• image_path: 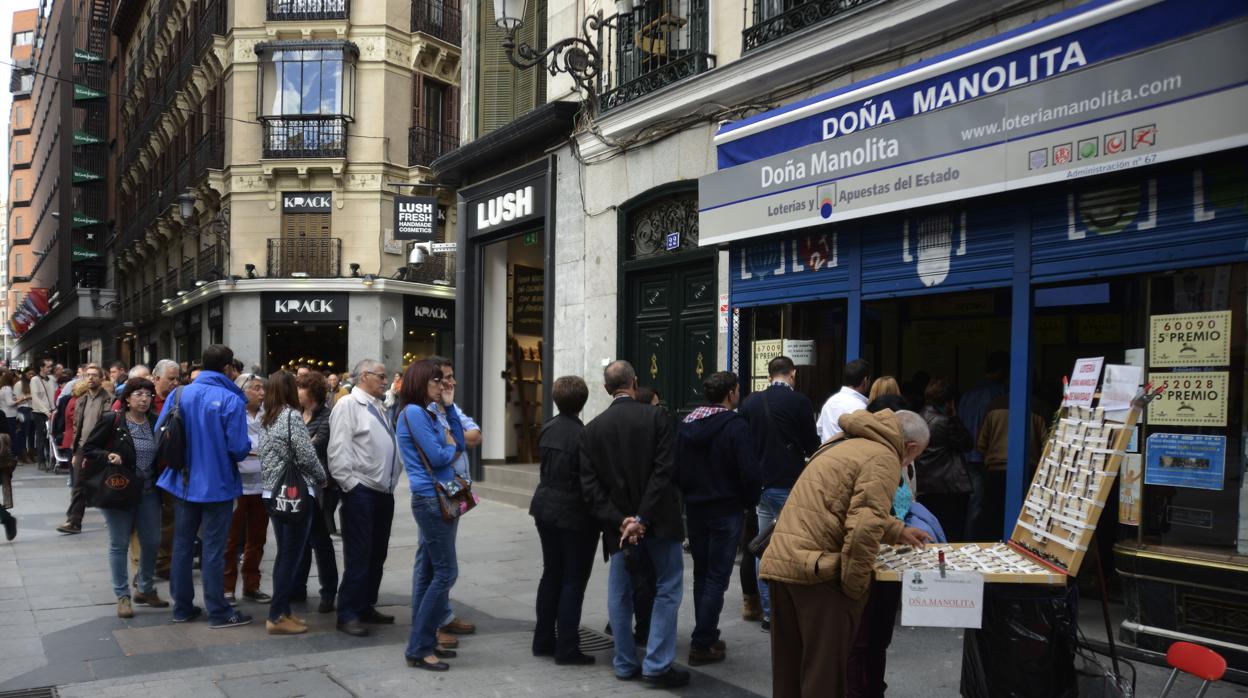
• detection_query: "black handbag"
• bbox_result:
[402,409,477,522]
[87,414,143,510]
[266,415,309,523]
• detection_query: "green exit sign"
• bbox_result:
[523,231,538,246]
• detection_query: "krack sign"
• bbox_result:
[405,295,454,329]
[394,195,439,241]
[282,191,332,213]
[466,175,546,237]
[262,292,348,322]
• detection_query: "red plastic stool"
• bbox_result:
[1159,641,1227,698]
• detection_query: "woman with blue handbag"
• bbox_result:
[396,360,465,672]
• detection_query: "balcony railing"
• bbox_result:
[408,126,459,167]
[268,0,350,21]
[267,237,342,278]
[411,0,461,46]
[743,0,883,53]
[598,0,715,113]
[263,117,347,159]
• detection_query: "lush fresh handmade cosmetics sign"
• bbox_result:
[901,569,984,629]
[698,2,1248,246]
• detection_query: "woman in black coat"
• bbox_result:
[915,378,975,541]
[529,376,600,665]
[82,378,169,617]
[293,372,338,613]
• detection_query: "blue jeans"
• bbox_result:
[756,487,791,622]
[101,489,162,598]
[407,494,458,658]
[171,497,234,623]
[686,508,742,650]
[608,537,683,678]
[269,502,314,622]
[336,486,394,623]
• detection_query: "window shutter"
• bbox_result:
[445,84,459,138]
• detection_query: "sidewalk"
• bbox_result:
[0,464,1243,697]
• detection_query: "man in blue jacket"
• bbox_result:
[675,371,761,667]
[156,344,251,628]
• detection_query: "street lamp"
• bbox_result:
[492,0,635,104]
[177,191,196,222]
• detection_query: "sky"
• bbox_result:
[0,1,15,190]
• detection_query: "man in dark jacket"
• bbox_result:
[529,376,599,665]
[915,378,974,541]
[580,360,688,688]
[676,371,761,666]
[738,355,821,628]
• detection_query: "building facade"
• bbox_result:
[8,0,115,366]
[112,0,462,374]
[451,0,1248,668]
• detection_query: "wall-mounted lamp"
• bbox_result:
[349,263,361,278]
[177,191,196,222]
[245,264,258,279]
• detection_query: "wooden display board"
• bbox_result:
[874,398,1142,586]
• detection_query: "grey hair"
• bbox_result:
[894,409,930,446]
[235,373,263,389]
[152,359,180,379]
[128,364,150,379]
[352,359,384,381]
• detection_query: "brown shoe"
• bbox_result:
[266,616,307,635]
[688,645,725,666]
[117,596,134,619]
[286,613,307,627]
[437,631,460,648]
[440,617,475,635]
[742,593,763,621]
[133,590,170,608]
[56,521,82,534]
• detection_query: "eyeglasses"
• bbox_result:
[364,371,387,380]
[429,376,443,384]
[131,391,154,399]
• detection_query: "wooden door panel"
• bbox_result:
[636,321,671,397]
[676,319,717,416]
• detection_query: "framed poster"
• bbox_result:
[512,265,545,337]
[1144,433,1226,491]
[1146,372,1228,427]
[1149,310,1231,367]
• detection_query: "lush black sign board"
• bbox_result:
[394,195,439,241]
[512,265,544,337]
[261,292,349,323]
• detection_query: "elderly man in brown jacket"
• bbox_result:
[760,408,932,698]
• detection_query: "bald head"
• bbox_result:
[604,360,637,396]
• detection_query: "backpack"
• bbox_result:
[154,387,187,477]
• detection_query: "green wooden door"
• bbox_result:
[625,260,717,422]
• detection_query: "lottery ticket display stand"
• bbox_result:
[875,370,1153,696]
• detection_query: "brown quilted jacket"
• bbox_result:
[759,409,906,600]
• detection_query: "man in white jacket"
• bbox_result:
[328,359,400,638]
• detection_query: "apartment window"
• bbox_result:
[14,105,23,125]
[13,31,33,47]
[13,216,22,236]
[14,255,21,276]
[14,141,22,162]
[256,43,357,118]
[14,178,23,200]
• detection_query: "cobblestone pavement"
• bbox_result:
[1,465,1243,697]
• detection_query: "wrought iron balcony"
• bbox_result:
[743,0,884,53]
[268,0,350,21]
[267,237,342,278]
[411,0,461,46]
[263,117,348,159]
[408,126,459,167]
[598,0,715,113]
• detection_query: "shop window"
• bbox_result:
[743,301,847,408]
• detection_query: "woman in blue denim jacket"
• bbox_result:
[395,359,464,672]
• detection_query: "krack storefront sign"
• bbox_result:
[405,295,454,329]
[394,195,439,241]
[262,292,348,323]
[283,191,333,213]
[466,175,546,237]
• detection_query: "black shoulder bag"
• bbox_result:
[87,413,143,510]
[267,414,309,523]
[154,387,187,477]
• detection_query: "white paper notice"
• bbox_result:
[900,569,985,629]
[1100,364,1143,412]
[782,339,817,366]
[1064,357,1104,407]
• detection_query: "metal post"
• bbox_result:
[845,230,861,361]
[1004,210,1032,533]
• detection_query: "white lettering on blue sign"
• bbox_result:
[665,232,680,250]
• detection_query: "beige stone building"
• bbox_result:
[113,0,462,372]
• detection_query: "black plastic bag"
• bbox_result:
[961,583,1080,698]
